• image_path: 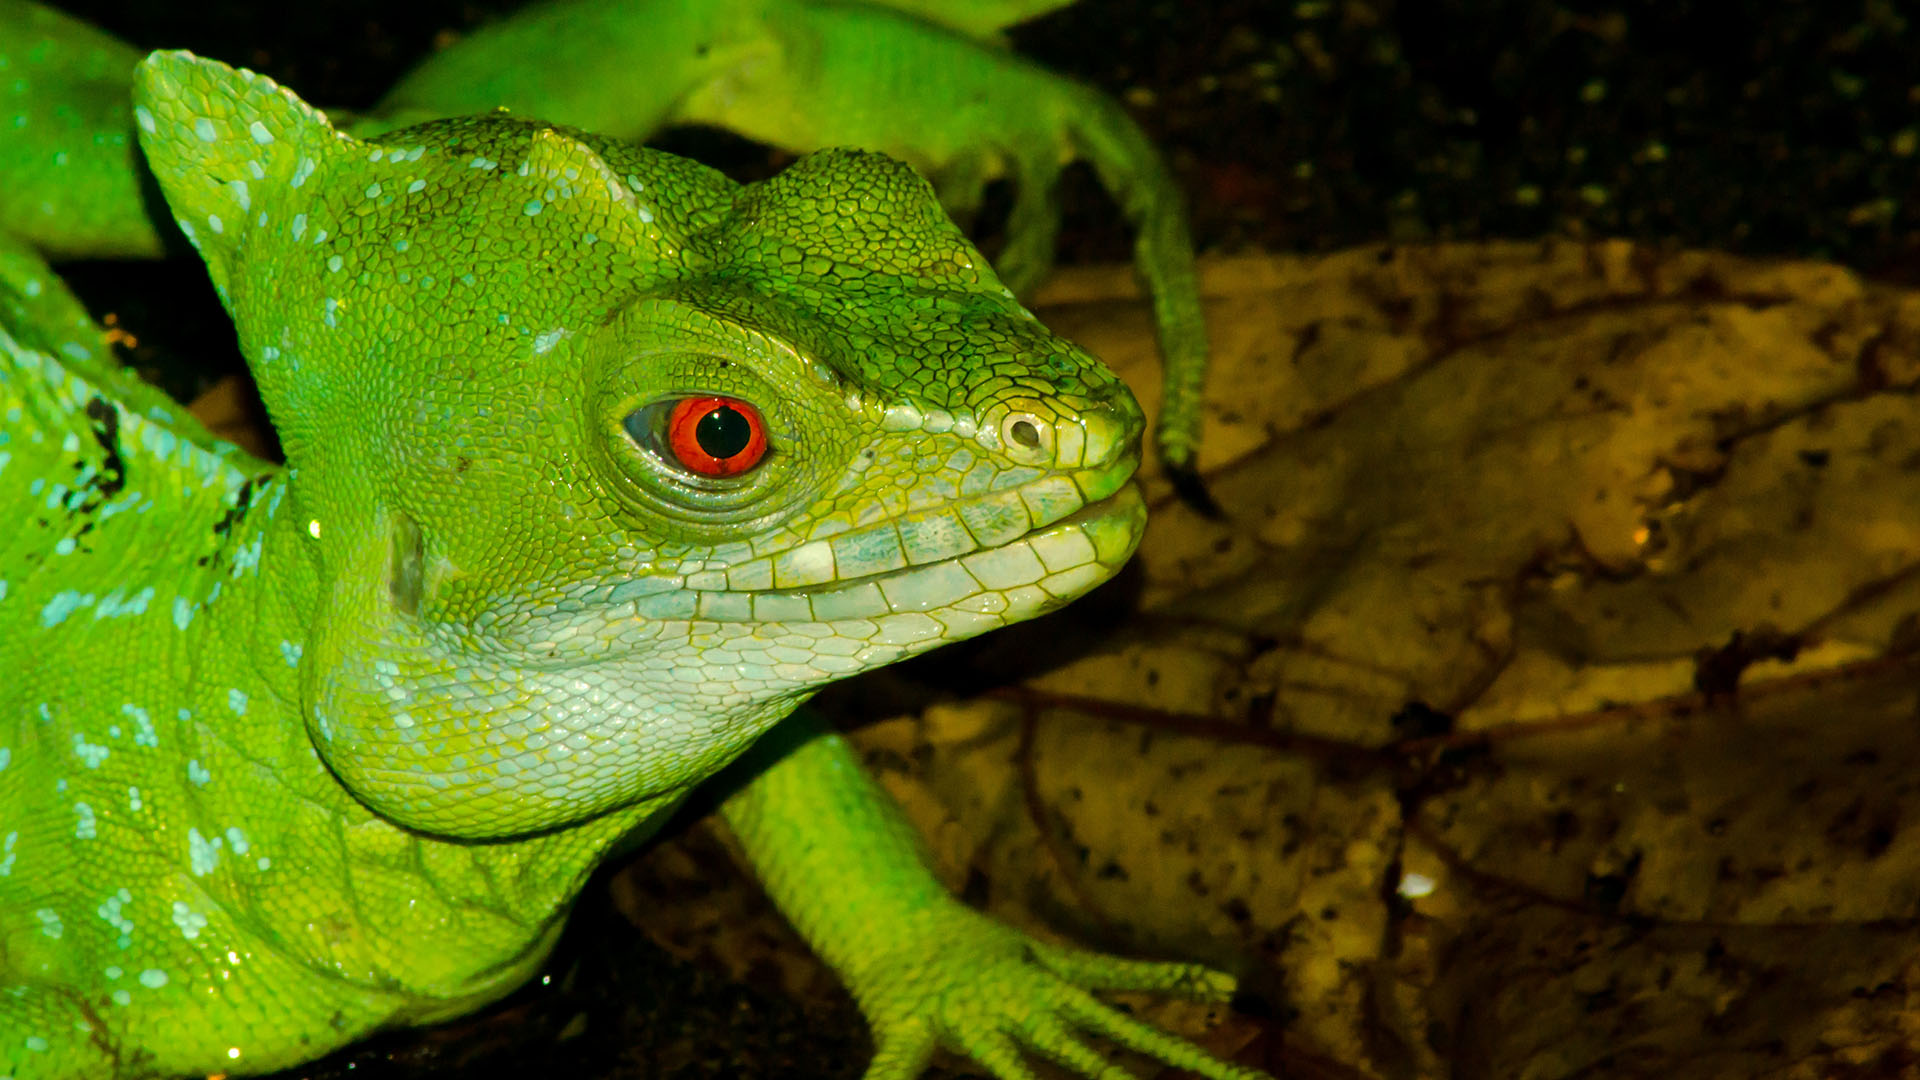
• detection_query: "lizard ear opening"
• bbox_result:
[387,513,426,618]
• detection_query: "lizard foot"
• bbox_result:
[850,901,1270,1080]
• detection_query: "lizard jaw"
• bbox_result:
[626,481,1147,633]
[797,480,1146,625]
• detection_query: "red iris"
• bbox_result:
[666,396,768,477]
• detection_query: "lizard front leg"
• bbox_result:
[719,708,1268,1080]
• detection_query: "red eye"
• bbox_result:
[665,396,768,477]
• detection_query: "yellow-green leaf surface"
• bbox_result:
[615,241,1920,1078]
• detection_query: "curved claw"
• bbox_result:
[1028,939,1241,999]
[1165,462,1226,519]
[849,905,1270,1080]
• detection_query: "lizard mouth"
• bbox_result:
[663,482,1147,628]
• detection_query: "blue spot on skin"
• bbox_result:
[225,827,250,854]
[0,747,9,772]
[93,587,154,619]
[112,990,131,1006]
[187,759,211,787]
[124,705,158,748]
[173,597,193,630]
[97,890,133,939]
[231,536,263,575]
[35,909,62,939]
[138,969,168,989]
[71,734,107,768]
[279,640,302,666]
[40,590,89,626]
[188,828,221,876]
[171,900,208,939]
[74,803,96,839]
[0,831,17,876]
[228,689,248,716]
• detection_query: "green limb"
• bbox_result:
[0,2,166,259]
[720,709,1268,1080]
[994,145,1063,297]
[1058,83,1213,486]
[373,0,748,142]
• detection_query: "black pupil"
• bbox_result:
[694,404,752,459]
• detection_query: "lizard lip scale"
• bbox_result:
[663,483,1147,624]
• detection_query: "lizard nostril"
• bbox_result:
[1008,419,1041,449]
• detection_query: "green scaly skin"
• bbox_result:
[376,0,1214,476]
[0,8,1256,1080]
[0,0,1212,478]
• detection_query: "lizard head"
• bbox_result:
[134,53,1146,838]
